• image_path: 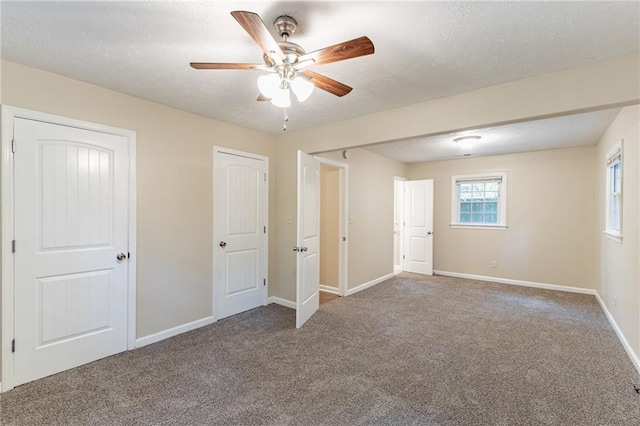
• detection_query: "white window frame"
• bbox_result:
[451,172,507,230]
[605,141,623,242]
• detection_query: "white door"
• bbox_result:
[296,151,320,328]
[14,118,130,386]
[214,149,267,320]
[403,179,434,275]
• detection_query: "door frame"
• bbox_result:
[315,156,348,297]
[393,176,407,274]
[212,146,269,321]
[1,105,137,392]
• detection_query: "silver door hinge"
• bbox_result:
[12,339,15,353]
[403,255,405,260]
[343,237,346,242]
[11,139,15,153]
[264,226,266,234]
[264,173,267,182]
[263,278,266,286]
[11,240,15,253]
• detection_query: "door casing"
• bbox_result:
[1,105,137,392]
[316,156,348,297]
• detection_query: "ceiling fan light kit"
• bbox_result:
[190,10,375,129]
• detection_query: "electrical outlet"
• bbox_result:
[491,260,498,268]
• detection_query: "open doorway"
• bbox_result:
[318,158,348,303]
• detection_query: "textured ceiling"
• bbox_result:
[364,108,621,163]
[1,1,639,135]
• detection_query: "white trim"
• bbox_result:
[315,156,349,297]
[593,292,640,374]
[135,316,216,348]
[393,176,407,274]
[433,270,595,295]
[212,147,269,321]
[451,171,507,228]
[1,105,137,392]
[268,296,296,309]
[605,140,623,238]
[604,231,623,244]
[319,285,341,295]
[346,273,395,296]
[450,224,507,230]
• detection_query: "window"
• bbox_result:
[605,143,623,240]
[451,172,507,229]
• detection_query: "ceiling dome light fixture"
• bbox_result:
[453,135,481,149]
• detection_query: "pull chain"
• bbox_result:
[283,108,289,132]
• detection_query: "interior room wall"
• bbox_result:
[408,146,597,289]
[319,165,340,289]
[594,105,640,360]
[317,149,408,291]
[0,61,277,340]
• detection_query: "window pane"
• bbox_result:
[485,202,498,212]
[484,213,498,223]
[485,191,498,201]
[460,191,472,202]
[460,213,472,223]
[473,183,485,193]
[472,203,483,213]
[472,213,483,223]
[486,182,499,192]
[460,202,471,213]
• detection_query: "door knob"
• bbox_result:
[293,246,299,252]
[116,253,127,261]
[219,241,227,248]
[427,231,433,235]
[301,247,308,252]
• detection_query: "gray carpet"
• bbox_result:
[1,273,639,425]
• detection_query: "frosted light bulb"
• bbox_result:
[271,87,291,108]
[257,74,280,98]
[291,76,314,102]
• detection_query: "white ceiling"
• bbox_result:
[2,1,638,137]
[364,108,621,163]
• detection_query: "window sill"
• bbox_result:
[450,224,508,230]
[604,231,623,244]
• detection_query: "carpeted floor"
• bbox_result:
[1,273,639,425]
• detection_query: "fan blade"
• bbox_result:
[302,70,353,97]
[298,36,374,67]
[257,93,270,101]
[190,62,267,70]
[231,11,285,66]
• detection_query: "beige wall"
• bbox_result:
[277,54,639,154]
[408,146,597,289]
[1,61,277,339]
[320,165,340,289]
[595,105,640,359]
[318,149,408,290]
[274,147,407,301]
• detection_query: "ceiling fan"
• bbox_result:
[190,11,375,109]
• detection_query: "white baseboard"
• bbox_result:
[135,315,216,348]
[347,272,395,296]
[593,292,640,374]
[433,270,596,295]
[394,266,402,275]
[268,296,296,309]
[319,284,340,295]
